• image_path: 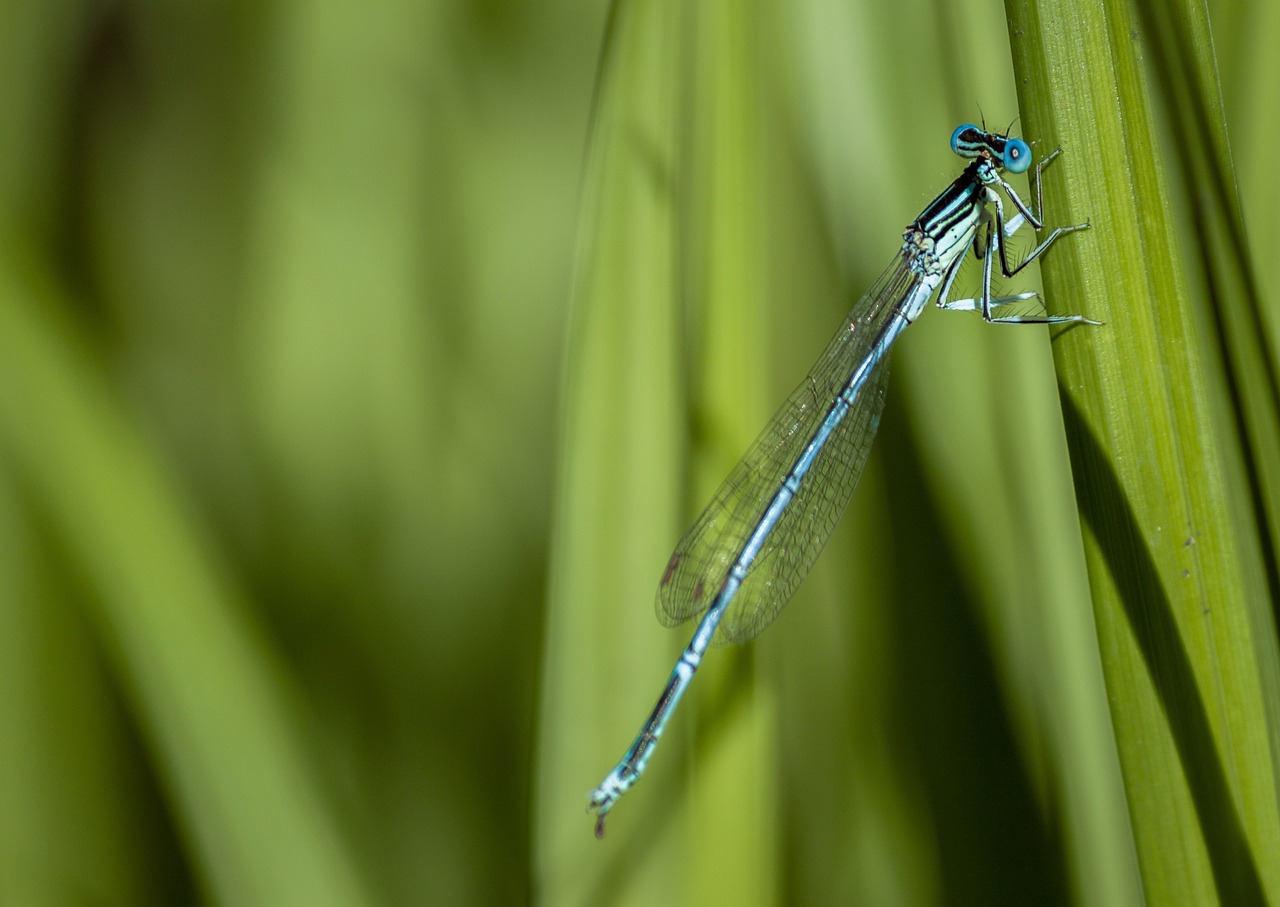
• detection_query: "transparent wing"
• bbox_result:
[656,258,918,644]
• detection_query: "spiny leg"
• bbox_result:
[982,214,1097,324]
[938,199,1097,325]
[990,190,1091,279]
[936,216,1061,318]
[1014,145,1064,229]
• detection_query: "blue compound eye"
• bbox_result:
[950,123,980,156]
[1003,137,1032,173]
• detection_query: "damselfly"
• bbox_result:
[589,124,1095,837]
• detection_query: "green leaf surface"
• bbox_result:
[0,252,370,906]
[1008,0,1280,902]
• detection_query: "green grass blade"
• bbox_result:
[1007,0,1280,902]
[534,0,690,901]
[682,2,780,901]
[537,1,787,901]
[0,255,371,907]
[1219,0,1280,376]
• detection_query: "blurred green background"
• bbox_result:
[0,0,1277,905]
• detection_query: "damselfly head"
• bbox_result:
[950,123,1033,175]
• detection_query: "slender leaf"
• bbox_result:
[1008,0,1280,902]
